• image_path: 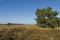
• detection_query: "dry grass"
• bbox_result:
[0,24,59,30]
[0,24,60,40]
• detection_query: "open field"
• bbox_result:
[0,24,60,40]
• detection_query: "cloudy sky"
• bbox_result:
[0,0,60,24]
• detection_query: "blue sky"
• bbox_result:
[0,0,60,24]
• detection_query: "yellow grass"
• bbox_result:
[0,24,60,40]
[0,24,60,30]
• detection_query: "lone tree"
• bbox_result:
[35,7,60,28]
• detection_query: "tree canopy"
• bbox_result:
[35,7,60,28]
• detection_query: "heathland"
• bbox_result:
[0,24,60,40]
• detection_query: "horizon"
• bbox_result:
[0,0,60,24]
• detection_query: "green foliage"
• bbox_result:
[7,23,12,25]
[35,7,60,28]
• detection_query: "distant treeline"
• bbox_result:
[0,23,23,25]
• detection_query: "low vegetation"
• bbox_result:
[0,24,60,40]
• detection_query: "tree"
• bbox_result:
[35,7,60,28]
[6,23,12,25]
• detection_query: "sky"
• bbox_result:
[0,0,60,24]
